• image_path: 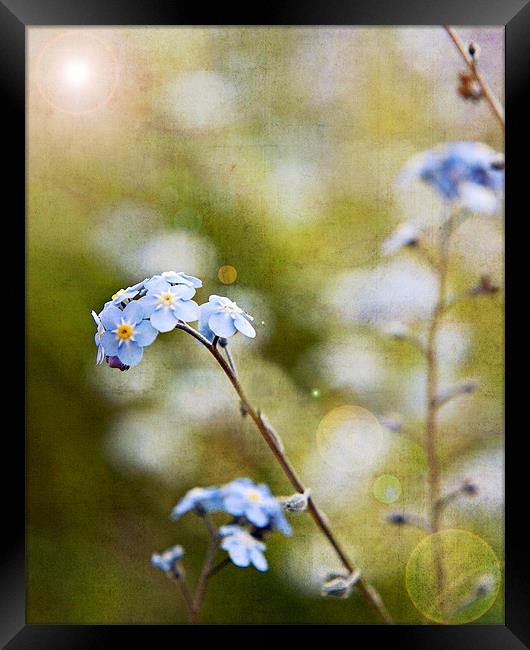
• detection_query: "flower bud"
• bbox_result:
[380,413,403,433]
[105,355,130,371]
[281,488,311,513]
[461,480,478,496]
[321,570,361,599]
[386,512,408,526]
[468,41,481,60]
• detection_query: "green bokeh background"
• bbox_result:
[27,27,504,624]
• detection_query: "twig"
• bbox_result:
[444,26,505,129]
[173,322,393,624]
[172,574,198,624]
[206,557,231,579]
[192,537,220,618]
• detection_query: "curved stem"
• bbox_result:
[444,26,505,129]
[173,323,393,623]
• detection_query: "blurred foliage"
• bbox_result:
[27,27,503,623]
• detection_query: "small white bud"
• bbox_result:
[321,570,361,599]
[280,488,311,513]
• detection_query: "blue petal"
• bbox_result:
[233,313,256,338]
[273,509,293,536]
[257,484,273,498]
[223,493,246,516]
[101,331,119,356]
[245,504,268,528]
[171,285,196,300]
[209,312,237,338]
[219,524,240,537]
[134,320,158,347]
[227,544,251,568]
[199,301,218,319]
[100,306,122,329]
[122,300,144,323]
[138,295,158,317]
[117,341,143,366]
[173,299,199,323]
[250,548,268,572]
[198,320,216,343]
[91,310,101,327]
[175,272,202,288]
[144,276,170,292]
[150,307,178,333]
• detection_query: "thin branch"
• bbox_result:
[444,26,505,129]
[172,574,198,624]
[173,322,393,624]
[424,209,455,598]
[192,537,220,617]
[206,557,231,579]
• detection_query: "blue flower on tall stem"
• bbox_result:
[219,525,268,572]
[140,278,199,333]
[222,478,292,535]
[199,296,255,340]
[398,141,504,214]
[99,301,158,367]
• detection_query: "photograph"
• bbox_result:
[25,23,506,627]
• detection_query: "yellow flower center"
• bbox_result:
[112,289,126,300]
[247,490,262,503]
[116,323,134,341]
[159,291,175,307]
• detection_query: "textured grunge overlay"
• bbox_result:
[27,27,504,624]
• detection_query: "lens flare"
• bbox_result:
[35,31,118,114]
[63,60,91,86]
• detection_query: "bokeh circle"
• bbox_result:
[405,529,501,624]
[373,474,402,503]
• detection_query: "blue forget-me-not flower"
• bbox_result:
[219,525,268,572]
[99,301,158,367]
[140,278,199,333]
[151,545,185,574]
[199,296,256,340]
[222,478,292,535]
[398,141,504,214]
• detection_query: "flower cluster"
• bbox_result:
[172,477,292,537]
[152,478,292,577]
[91,272,256,368]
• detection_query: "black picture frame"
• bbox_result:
[7,0,528,645]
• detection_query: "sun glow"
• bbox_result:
[63,60,91,87]
[35,31,118,114]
